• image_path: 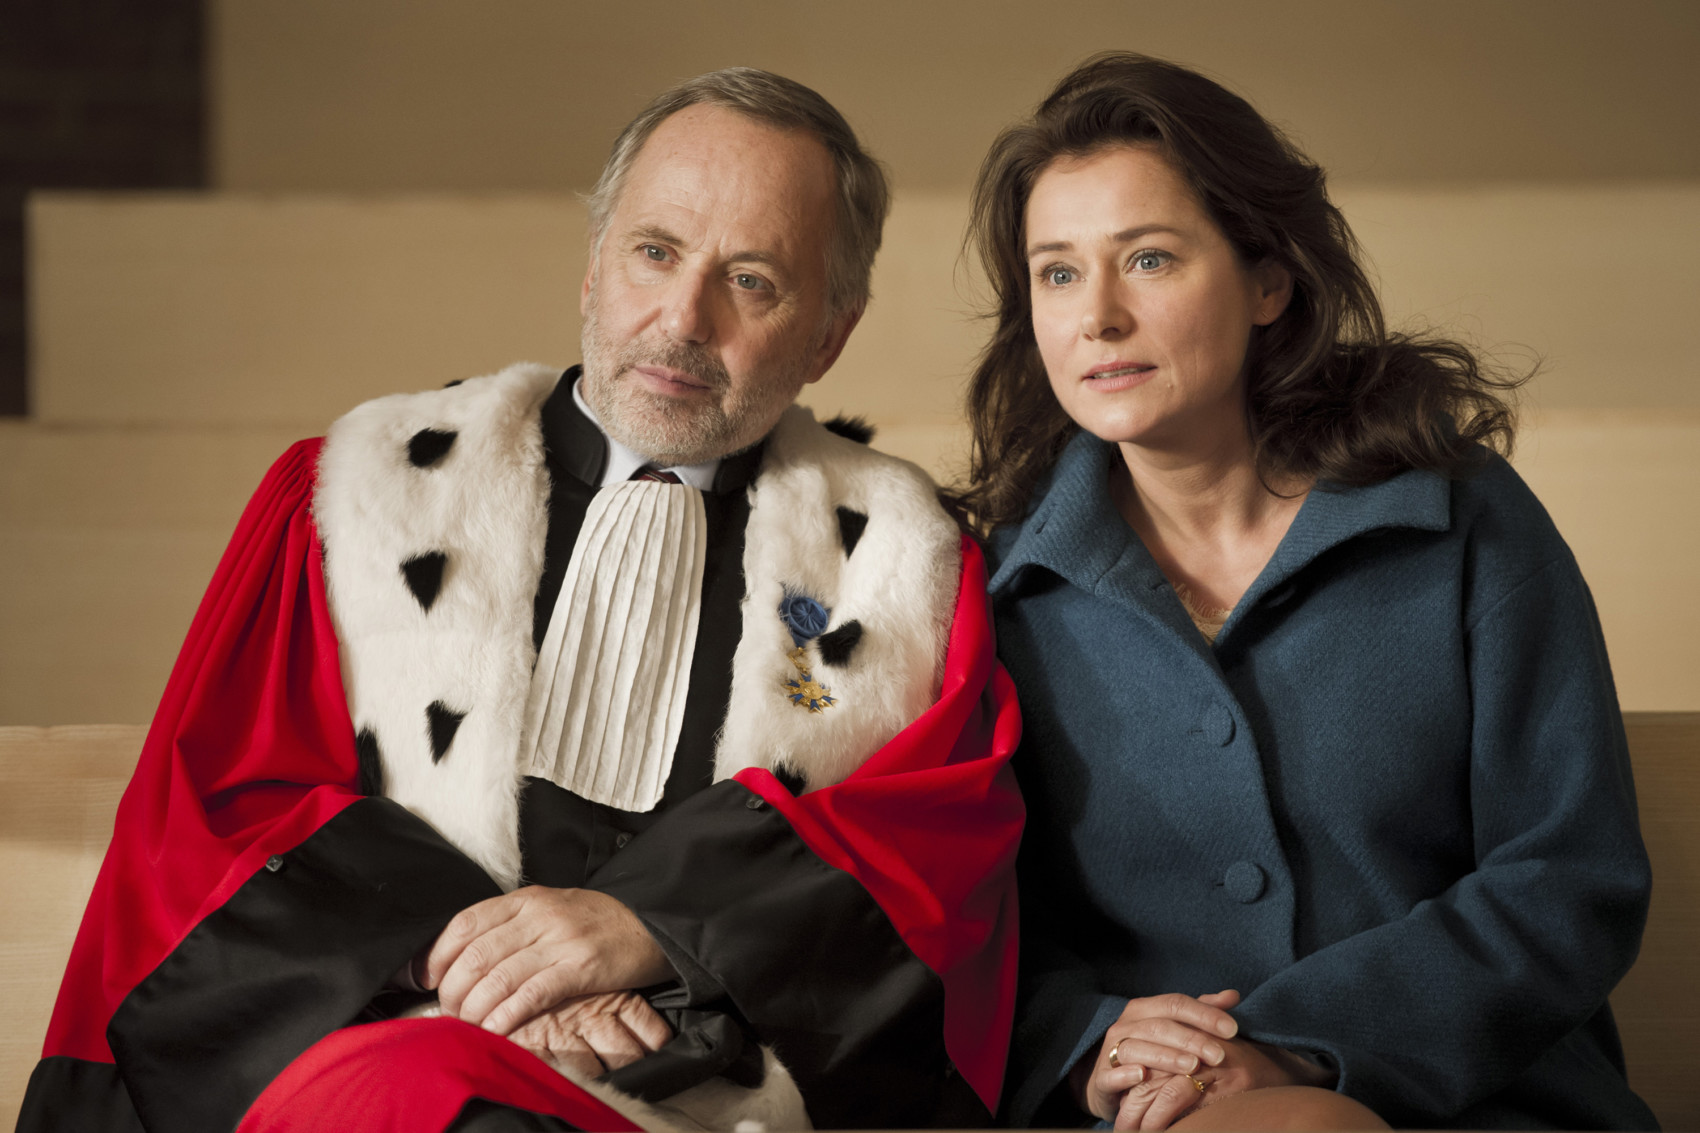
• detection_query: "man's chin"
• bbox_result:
[589,371,798,466]
[603,400,742,467]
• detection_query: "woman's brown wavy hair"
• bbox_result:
[953,52,1523,532]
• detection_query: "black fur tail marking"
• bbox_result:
[822,415,875,445]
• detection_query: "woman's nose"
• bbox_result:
[1081,280,1132,340]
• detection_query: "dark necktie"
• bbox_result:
[631,467,682,484]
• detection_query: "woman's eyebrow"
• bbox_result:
[1027,224,1187,259]
[1026,238,1074,257]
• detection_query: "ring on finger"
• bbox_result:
[1108,1038,1126,1069]
[1186,1074,1206,1094]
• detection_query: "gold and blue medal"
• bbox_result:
[778,592,837,712]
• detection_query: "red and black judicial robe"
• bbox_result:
[19,371,1023,1133]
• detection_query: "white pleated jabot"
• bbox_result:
[519,479,707,812]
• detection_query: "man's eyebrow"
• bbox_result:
[1026,224,1187,258]
[625,225,786,272]
[629,224,687,247]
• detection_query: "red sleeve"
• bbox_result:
[42,439,363,1063]
[35,468,1021,1130]
[31,441,557,1133]
[736,533,1024,1112]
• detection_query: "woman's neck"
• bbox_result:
[1111,431,1311,617]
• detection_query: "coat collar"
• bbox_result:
[989,430,1452,626]
[539,366,763,495]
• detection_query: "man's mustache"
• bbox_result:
[616,342,730,393]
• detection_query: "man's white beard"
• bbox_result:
[578,288,816,467]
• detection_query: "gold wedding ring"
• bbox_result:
[1108,1038,1126,1069]
[1187,1074,1207,1093]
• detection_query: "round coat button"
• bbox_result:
[1203,704,1236,746]
[1224,861,1266,903]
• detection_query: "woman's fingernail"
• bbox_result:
[1183,1055,1199,1073]
[1217,1018,1237,1037]
[1203,1042,1225,1064]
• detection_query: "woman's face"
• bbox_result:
[1024,144,1291,456]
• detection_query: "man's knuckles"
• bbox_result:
[456,937,510,978]
[444,901,501,943]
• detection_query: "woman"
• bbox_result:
[963,53,1656,1131]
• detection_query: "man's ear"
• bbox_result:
[1251,259,1294,327]
[804,305,864,385]
[579,253,598,318]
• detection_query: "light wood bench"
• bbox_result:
[2,716,1696,1129]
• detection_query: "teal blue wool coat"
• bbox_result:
[990,431,1656,1130]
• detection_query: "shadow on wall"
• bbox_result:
[0,0,208,416]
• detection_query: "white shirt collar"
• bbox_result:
[572,379,722,491]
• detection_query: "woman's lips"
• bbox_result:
[1082,362,1156,391]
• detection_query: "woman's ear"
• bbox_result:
[1251,259,1294,326]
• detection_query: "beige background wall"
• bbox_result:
[208,0,1700,418]
[3,0,1697,727]
[213,0,1700,190]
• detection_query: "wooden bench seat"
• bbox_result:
[2,715,1695,1128]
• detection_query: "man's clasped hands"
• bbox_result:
[413,885,679,1081]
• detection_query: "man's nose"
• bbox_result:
[1081,278,1132,341]
[661,267,714,344]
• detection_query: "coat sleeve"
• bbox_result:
[21,441,507,1133]
[1231,555,1653,1127]
[1000,875,1126,1125]
[587,535,1025,1129]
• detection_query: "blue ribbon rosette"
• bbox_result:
[778,591,830,647]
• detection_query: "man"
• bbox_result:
[21,70,1021,1132]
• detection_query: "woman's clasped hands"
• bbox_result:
[1076,991,1335,1131]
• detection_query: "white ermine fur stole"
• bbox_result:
[714,406,960,789]
[314,370,961,1132]
[315,362,558,891]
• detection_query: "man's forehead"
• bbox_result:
[609,104,836,264]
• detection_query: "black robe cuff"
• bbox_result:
[16,1057,144,1133]
[108,796,501,1133]
[447,1097,584,1132]
[587,779,990,1129]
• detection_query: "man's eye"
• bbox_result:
[642,245,667,262]
[734,273,764,290]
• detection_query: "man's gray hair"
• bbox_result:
[587,67,890,320]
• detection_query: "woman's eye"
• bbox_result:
[1132,251,1167,272]
[1044,267,1075,286]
